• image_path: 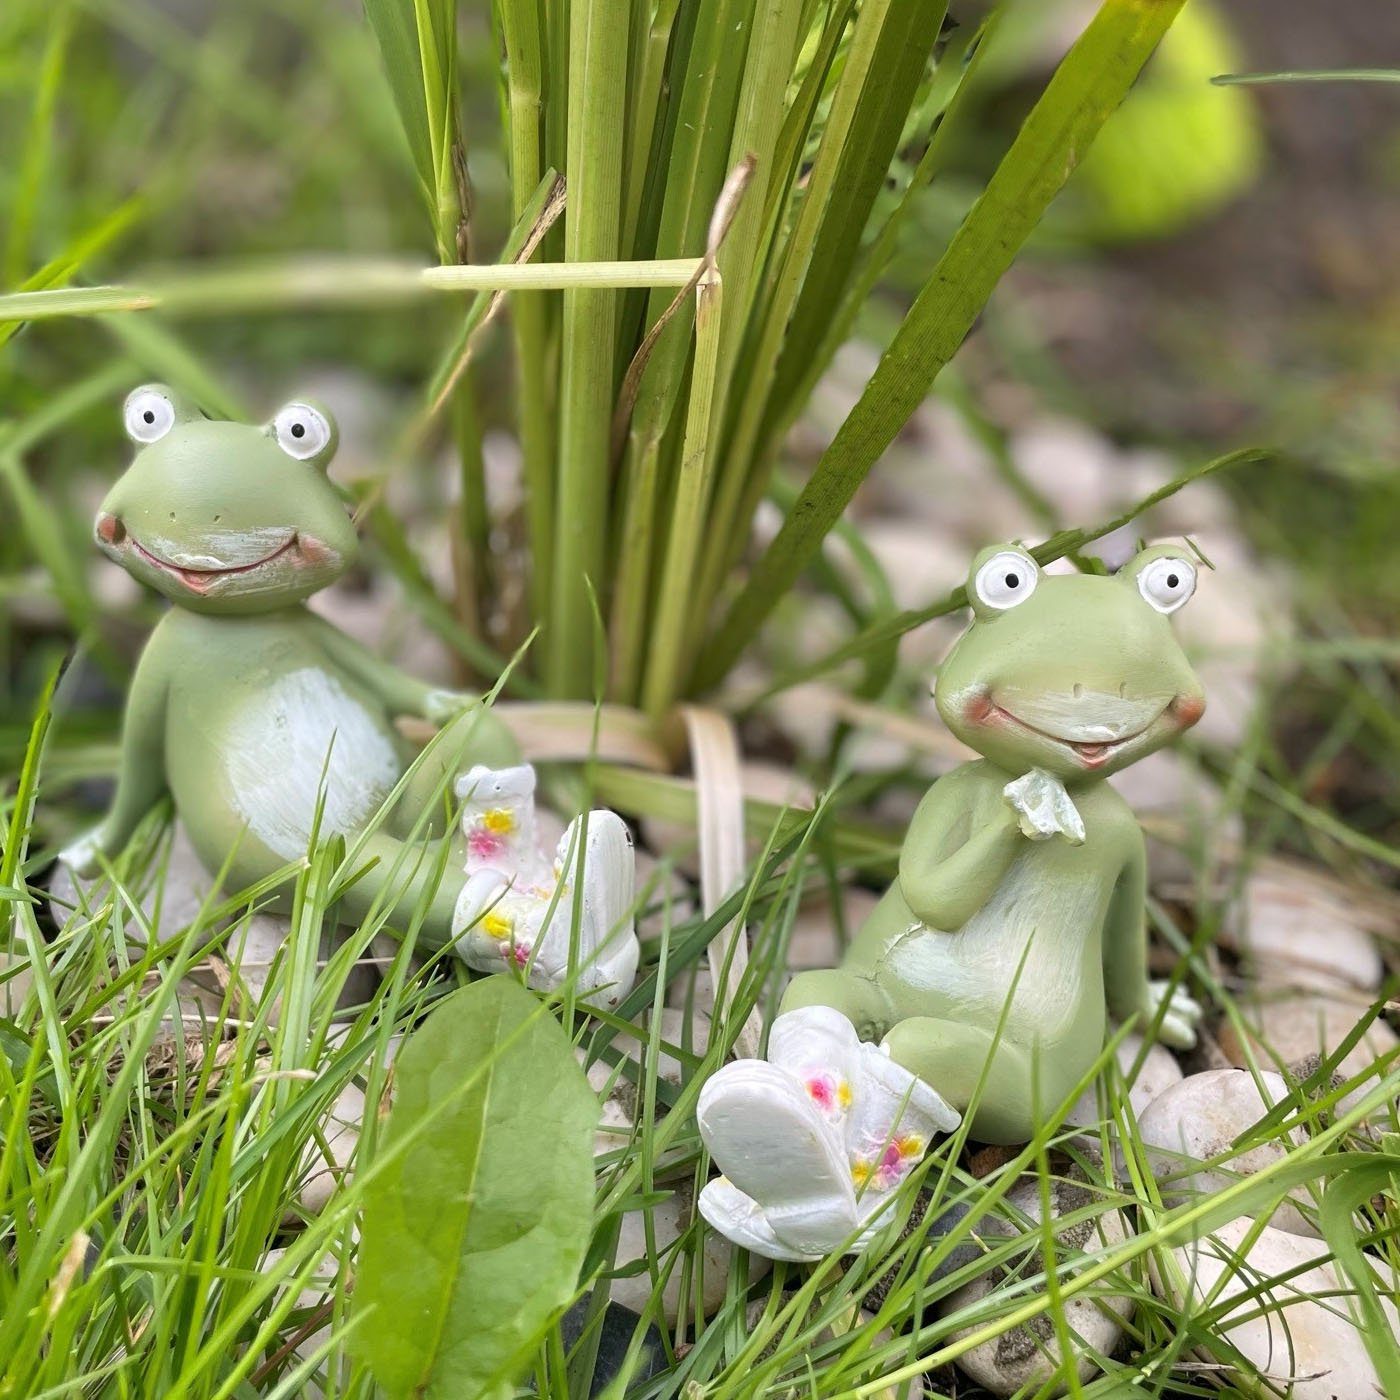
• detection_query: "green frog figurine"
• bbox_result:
[61,385,639,1004]
[698,544,1205,1260]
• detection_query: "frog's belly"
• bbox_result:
[216,667,403,861]
[880,861,1107,1046]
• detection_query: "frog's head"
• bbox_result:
[935,544,1206,784]
[95,385,357,615]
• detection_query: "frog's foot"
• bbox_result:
[451,792,639,1010]
[697,1007,960,1262]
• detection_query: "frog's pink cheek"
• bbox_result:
[1172,694,1206,729]
[960,688,996,726]
[294,534,338,569]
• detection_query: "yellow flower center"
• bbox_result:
[482,808,516,834]
[482,910,514,940]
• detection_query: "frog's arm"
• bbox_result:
[1103,831,1202,1048]
[62,640,171,875]
[1102,833,1149,1021]
[898,769,1023,930]
[305,614,475,717]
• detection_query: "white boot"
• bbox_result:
[451,764,639,1009]
[697,1007,960,1262]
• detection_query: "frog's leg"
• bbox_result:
[880,1018,1071,1146]
[781,969,895,1044]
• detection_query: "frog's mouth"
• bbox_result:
[132,536,298,594]
[977,690,1172,770]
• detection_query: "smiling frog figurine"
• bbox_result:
[697,544,1206,1261]
[61,385,639,1004]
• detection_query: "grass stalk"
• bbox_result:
[694,0,1190,691]
[548,2,633,696]
[641,272,724,718]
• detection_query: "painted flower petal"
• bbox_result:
[843,1041,959,1194]
[698,1179,819,1264]
[767,1006,864,1125]
[697,1059,859,1257]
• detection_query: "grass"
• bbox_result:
[2,0,1400,1396]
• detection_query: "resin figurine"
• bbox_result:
[61,385,638,1004]
[699,544,1206,1260]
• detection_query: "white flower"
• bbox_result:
[698,1007,960,1261]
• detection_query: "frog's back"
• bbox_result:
[158,609,407,878]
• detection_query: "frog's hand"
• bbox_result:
[1002,769,1086,845]
[1146,979,1203,1049]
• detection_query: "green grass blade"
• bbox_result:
[547,0,632,695]
[694,0,1189,690]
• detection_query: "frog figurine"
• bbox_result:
[60,385,639,1004]
[697,544,1206,1261]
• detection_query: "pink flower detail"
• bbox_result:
[806,1074,836,1110]
[469,826,507,860]
[511,942,531,967]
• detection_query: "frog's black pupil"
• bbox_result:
[1166,573,1179,588]
[1005,572,1019,589]
[142,410,154,424]
[291,422,305,438]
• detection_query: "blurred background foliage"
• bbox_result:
[1,0,1398,836]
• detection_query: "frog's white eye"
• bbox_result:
[124,388,176,444]
[973,550,1039,611]
[272,403,332,461]
[1137,556,1196,614]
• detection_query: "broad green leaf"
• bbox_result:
[351,978,599,1400]
[694,0,1189,689]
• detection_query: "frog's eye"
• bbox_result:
[1137,555,1196,614]
[124,388,176,444]
[272,403,333,461]
[972,550,1039,612]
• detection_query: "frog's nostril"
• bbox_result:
[1118,681,1127,699]
[1072,683,1083,699]
[96,513,126,545]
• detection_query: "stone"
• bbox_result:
[1221,864,1384,994]
[1156,1216,1399,1399]
[1065,1030,1185,1133]
[559,1297,667,1394]
[582,1007,710,1158]
[297,1035,399,1216]
[942,1174,1134,1396]
[784,886,882,973]
[1216,991,1398,1119]
[859,1192,983,1314]
[633,847,698,944]
[1136,1068,1317,1237]
[609,1180,768,1323]
[1108,748,1238,885]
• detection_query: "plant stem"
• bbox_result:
[548,1,632,696]
[641,273,724,718]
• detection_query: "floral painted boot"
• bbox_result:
[451,764,639,1009]
[697,1006,960,1261]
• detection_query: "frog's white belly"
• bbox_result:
[222,668,401,860]
[887,855,1105,1043]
